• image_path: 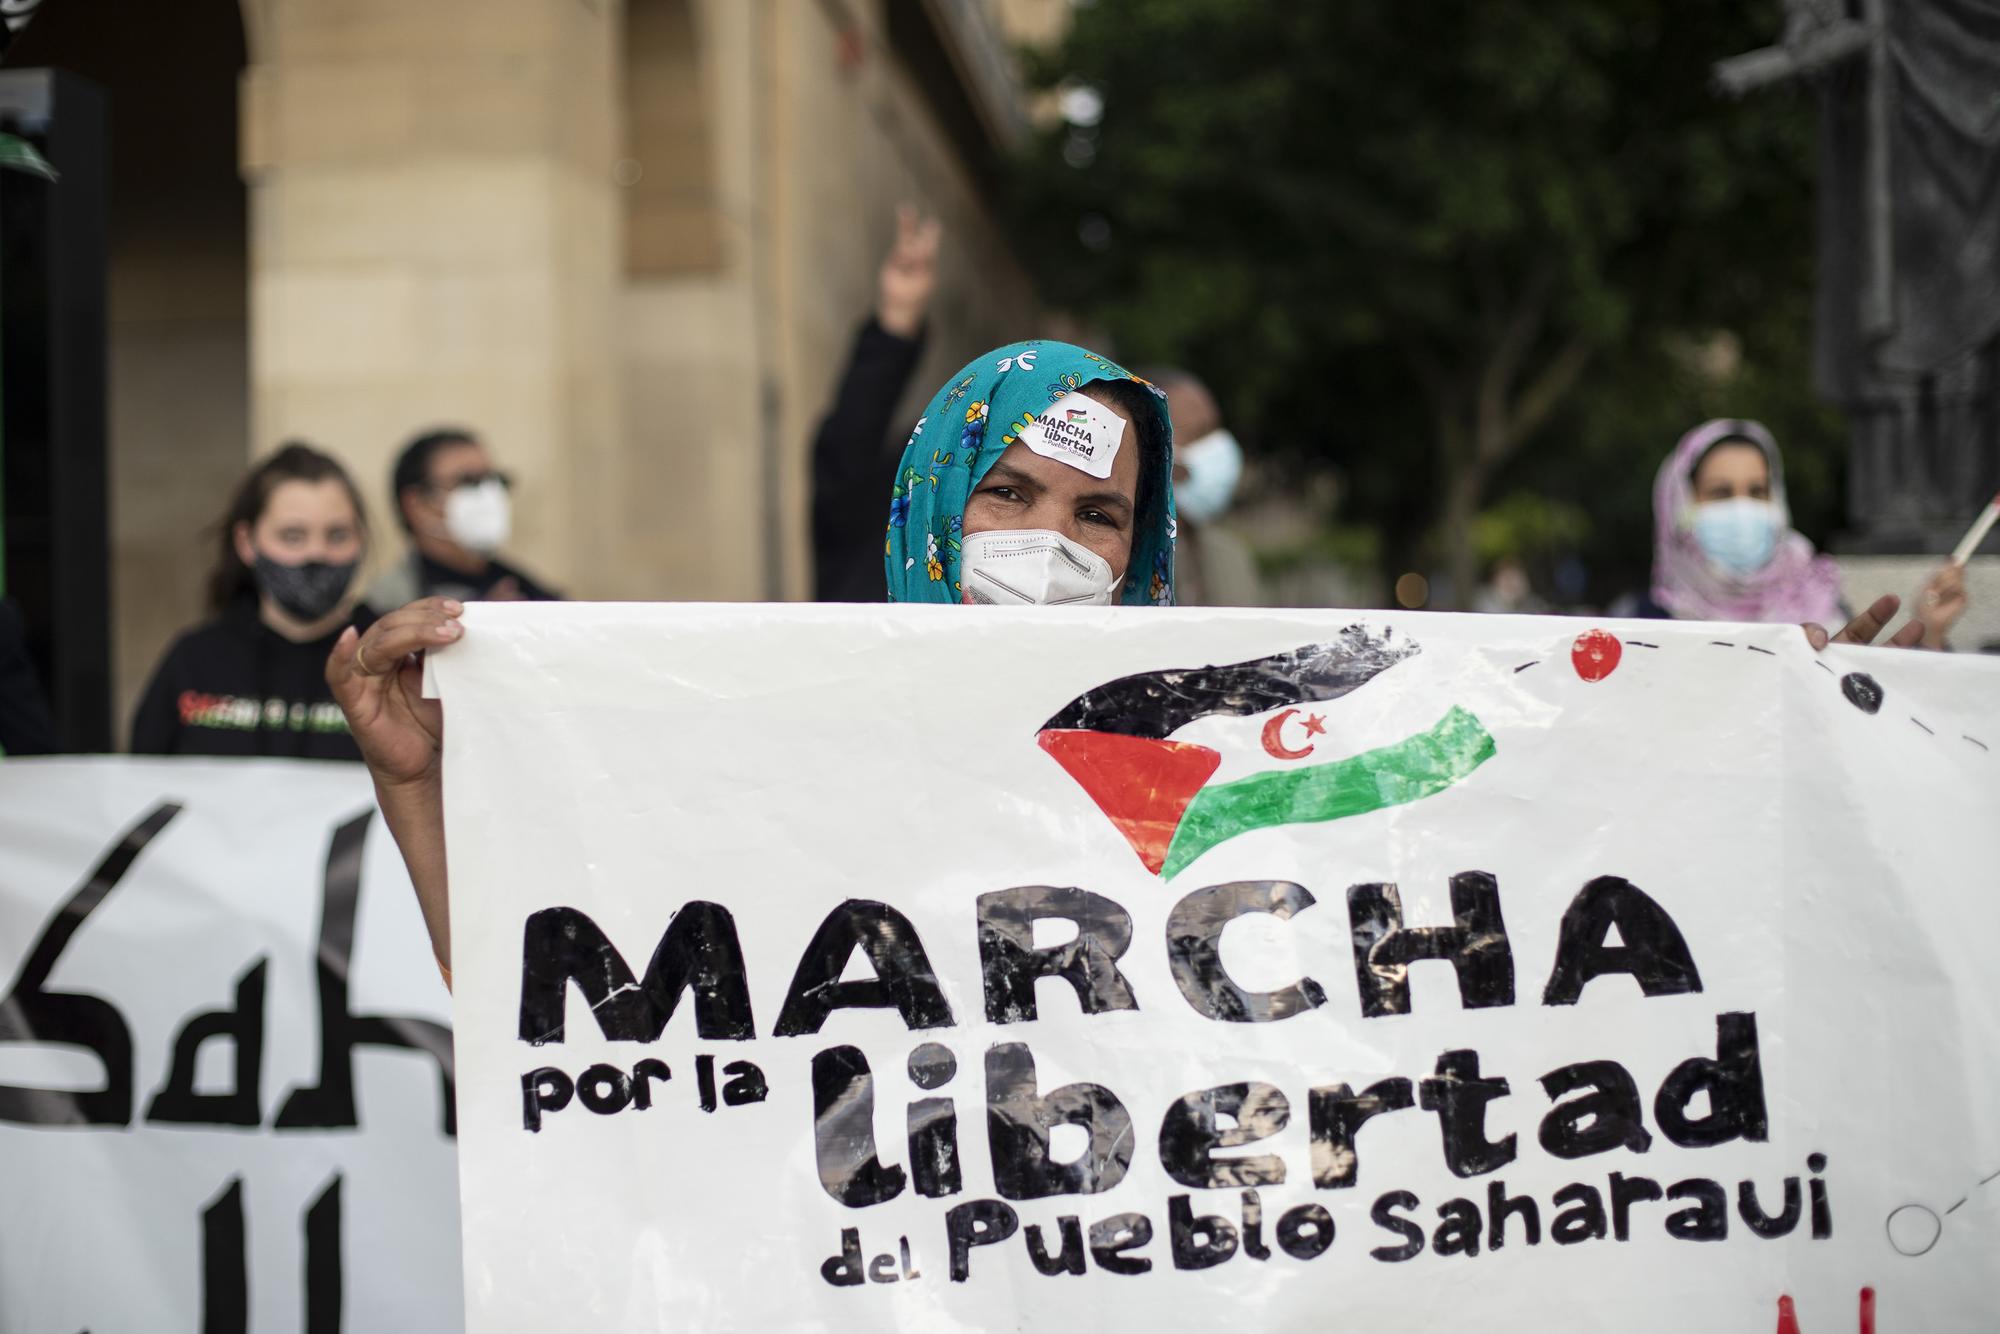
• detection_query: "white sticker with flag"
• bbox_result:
[1019,391,1126,479]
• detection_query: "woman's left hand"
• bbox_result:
[1802,592,1928,651]
[1911,563,1967,649]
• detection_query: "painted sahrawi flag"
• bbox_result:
[1036,625,1494,878]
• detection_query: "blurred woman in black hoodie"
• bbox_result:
[132,443,375,760]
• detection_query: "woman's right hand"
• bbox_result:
[1802,592,1927,651]
[326,597,464,788]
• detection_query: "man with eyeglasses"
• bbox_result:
[367,427,561,608]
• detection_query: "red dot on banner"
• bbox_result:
[1571,629,1622,682]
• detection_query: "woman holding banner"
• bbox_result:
[331,351,1939,976]
[327,342,1175,974]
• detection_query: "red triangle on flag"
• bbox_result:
[1037,729,1222,875]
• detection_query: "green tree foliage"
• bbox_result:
[1012,0,1841,606]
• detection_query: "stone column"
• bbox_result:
[240,0,623,595]
[617,0,773,601]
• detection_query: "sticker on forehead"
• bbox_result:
[1019,390,1127,480]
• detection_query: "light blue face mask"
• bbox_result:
[1691,497,1779,575]
[1175,427,1243,524]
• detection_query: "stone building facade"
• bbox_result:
[13,0,1062,736]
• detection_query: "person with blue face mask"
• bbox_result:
[1148,368,1264,607]
[1633,418,1967,648]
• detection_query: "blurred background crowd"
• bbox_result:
[0,0,1993,762]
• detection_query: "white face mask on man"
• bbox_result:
[444,478,512,555]
[958,528,1123,605]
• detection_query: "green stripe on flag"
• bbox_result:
[1161,705,1497,879]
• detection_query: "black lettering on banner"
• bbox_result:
[818,1228,920,1287]
[1025,1217,1086,1275]
[907,1093,962,1199]
[1738,1176,1804,1238]
[1419,1050,1517,1178]
[1664,1178,1729,1241]
[1158,1082,1290,1188]
[517,902,754,1045]
[631,1058,671,1109]
[1087,1211,1153,1275]
[821,1229,866,1287]
[946,1199,1019,1282]
[200,1173,343,1333]
[696,1053,718,1112]
[1487,1181,1541,1250]
[908,1042,956,1089]
[1541,876,1704,1005]
[977,886,1139,1024]
[824,1232,918,1285]
[1347,872,1514,1019]
[0,802,180,1126]
[1167,1193,1238,1270]
[1432,1198,1482,1257]
[1536,1059,1653,1159]
[1808,1152,1833,1238]
[577,1063,634,1115]
[276,811,455,1134]
[521,1067,573,1132]
[1276,1203,1334,1260]
[1166,880,1326,1022]
[1240,1189,1270,1260]
[304,1175,342,1334]
[1550,1183,1608,1245]
[1369,1190,1425,1261]
[721,1059,769,1107]
[148,959,267,1127]
[1308,1077,1414,1188]
[907,1042,961,1198]
[984,1042,1133,1200]
[1654,1012,1768,1148]
[201,1177,247,1334]
[774,900,954,1037]
[811,1045,905,1207]
[1609,1172,1664,1240]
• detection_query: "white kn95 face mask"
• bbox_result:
[958,528,1122,605]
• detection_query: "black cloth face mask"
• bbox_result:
[252,553,357,623]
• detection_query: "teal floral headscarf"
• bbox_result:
[883,340,1176,605]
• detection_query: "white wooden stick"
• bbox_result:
[1948,492,2000,567]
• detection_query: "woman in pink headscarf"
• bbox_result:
[1638,418,1966,648]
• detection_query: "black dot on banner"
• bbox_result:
[1841,672,1884,714]
[908,1043,957,1089]
[1808,1152,1827,1173]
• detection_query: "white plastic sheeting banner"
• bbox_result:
[433,604,2000,1333]
[0,759,461,1333]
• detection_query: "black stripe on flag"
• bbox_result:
[1040,624,1419,740]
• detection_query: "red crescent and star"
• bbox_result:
[1260,707,1327,760]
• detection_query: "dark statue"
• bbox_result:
[1719,0,2000,553]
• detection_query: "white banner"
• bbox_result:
[433,604,2000,1333]
[0,759,462,1333]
